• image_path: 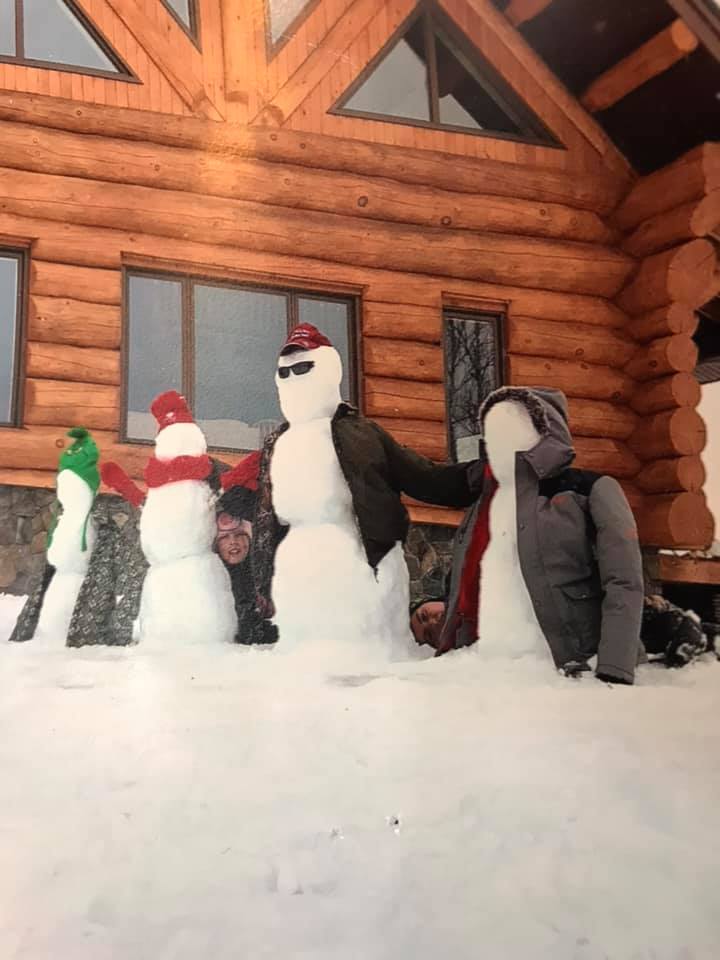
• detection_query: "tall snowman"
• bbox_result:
[33,427,100,643]
[135,390,236,648]
[250,324,479,657]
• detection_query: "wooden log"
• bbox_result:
[618,481,644,514]
[627,303,698,343]
[31,261,121,306]
[364,377,446,421]
[636,456,706,493]
[629,408,706,460]
[507,316,635,366]
[615,143,720,231]
[616,239,717,314]
[630,372,701,415]
[403,499,465,526]
[0,469,55,489]
[29,296,122,350]
[507,355,635,402]
[0,167,633,297]
[0,210,629,325]
[363,303,442,343]
[567,399,638,440]
[0,119,616,245]
[622,190,720,258]
[25,342,120,386]
[581,20,698,114]
[624,335,698,381]
[363,339,443,383]
[573,437,641,478]
[0,91,627,214]
[654,554,720,586]
[0,426,248,478]
[23,379,119,432]
[637,492,714,548]
[374,418,447,461]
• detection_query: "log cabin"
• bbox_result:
[0,0,718,600]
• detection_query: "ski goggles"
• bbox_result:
[277,360,315,379]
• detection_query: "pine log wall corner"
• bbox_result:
[0,0,716,554]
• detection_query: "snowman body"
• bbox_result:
[35,471,95,642]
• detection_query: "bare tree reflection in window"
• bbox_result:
[445,312,502,462]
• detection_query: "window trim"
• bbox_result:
[121,266,361,453]
[0,0,138,81]
[330,0,562,149]
[442,307,505,464]
[159,0,201,49]
[264,0,322,59]
[0,247,27,429]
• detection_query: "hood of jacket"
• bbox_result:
[479,386,575,480]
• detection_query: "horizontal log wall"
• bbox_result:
[0,100,647,534]
[614,144,720,548]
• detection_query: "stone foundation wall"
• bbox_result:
[0,486,57,595]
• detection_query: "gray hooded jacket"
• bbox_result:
[436,386,644,684]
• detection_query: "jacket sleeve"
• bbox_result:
[589,476,644,684]
[375,423,485,508]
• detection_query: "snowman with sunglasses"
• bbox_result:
[235,323,480,661]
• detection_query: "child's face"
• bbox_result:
[217,523,252,565]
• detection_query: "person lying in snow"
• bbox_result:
[411,594,720,669]
[214,476,278,646]
[432,385,645,684]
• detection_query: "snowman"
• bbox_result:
[246,324,479,658]
[103,391,236,648]
[32,427,100,643]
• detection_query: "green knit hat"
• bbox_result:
[58,427,101,494]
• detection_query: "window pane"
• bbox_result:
[436,33,524,135]
[162,0,191,28]
[0,255,19,424]
[298,298,353,403]
[267,0,312,45]
[126,276,183,441]
[344,18,431,122]
[445,313,501,462]
[0,0,15,57]
[23,0,119,71]
[194,285,287,450]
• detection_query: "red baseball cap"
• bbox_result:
[279,323,333,356]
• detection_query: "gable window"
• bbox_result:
[0,249,25,427]
[0,0,132,77]
[332,1,558,145]
[160,0,200,45]
[124,270,358,451]
[265,0,315,50]
[444,309,503,462]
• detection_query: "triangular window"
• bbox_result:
[1,0,131,77]
[266,0,314,51]
[332,2,558,145]
[160,0,199,44]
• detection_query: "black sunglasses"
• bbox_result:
[278,360,315,379]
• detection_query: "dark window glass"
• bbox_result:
[0,0,15,57]
[445,311,502,462]
[22,0,118,71]
[335,3,556,145]
[344,18,430,122]
[126,276,183,442]
[0,252,23,426]
[125,272,358,451]
[267,0,313,45]
[194,285,287,450]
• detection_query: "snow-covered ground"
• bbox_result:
[2,593,719,960]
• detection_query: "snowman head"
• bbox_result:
[482,400,541,485]
[275,324,343,425]
[151,390,207,460]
